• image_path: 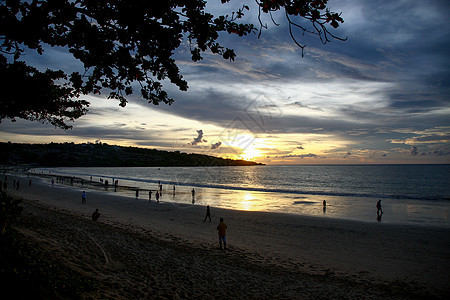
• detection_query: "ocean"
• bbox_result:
[33,164,450,228]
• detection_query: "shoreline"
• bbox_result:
[2,173,450,298]
[16,170,450,228]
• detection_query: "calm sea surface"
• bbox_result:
[35,165,450,227]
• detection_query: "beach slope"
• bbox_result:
[3,174,450,298]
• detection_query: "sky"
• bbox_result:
[1,0,449,165]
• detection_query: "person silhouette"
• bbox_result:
[376,200,383,215]
[217,218,227,250]
[92,209,101,221]
[204,205,211,222]
[81,191,87,204]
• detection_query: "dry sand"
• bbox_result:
[4,174,450,298]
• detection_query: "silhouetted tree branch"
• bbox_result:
[256,0,346,57]
[0,0,345,129]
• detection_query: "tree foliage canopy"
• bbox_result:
[0,0,344,129]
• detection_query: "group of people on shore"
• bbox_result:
[0,177,29,192]
[80,188,227,249]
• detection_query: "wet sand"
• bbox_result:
[4,174,450,298]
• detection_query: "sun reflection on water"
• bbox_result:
[237,193,256,211]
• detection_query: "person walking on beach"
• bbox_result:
[217,218,227,250]
[92,209,101,221]
[156,191,160,203]
[376,200,383,215]
[204,205,211,222]
[136,189,139,199]
[81,191,87,204]
[149,190,152,202]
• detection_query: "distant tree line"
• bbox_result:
[0,142,264,167]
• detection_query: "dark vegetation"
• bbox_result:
[0,0,345,129]
[0,142,264,167]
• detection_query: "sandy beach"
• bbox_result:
[3,173,450,299]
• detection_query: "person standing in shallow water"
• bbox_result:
[156,191,160,203]
[217,218,227,250]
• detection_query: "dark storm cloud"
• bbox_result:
[68,125,157,141]
[428,148,450,156]
[342,1,450,113]
[413,135,450,143]
[0,119,66,136]
[189,130,207,146]
[162,0,450,137]
[0,118,159,142]
[152,88,247,123]
[211,141,222,150]
[140,82,369,135]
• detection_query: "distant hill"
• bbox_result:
[0,142,264,167]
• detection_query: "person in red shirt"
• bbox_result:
[217,218,227,250]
